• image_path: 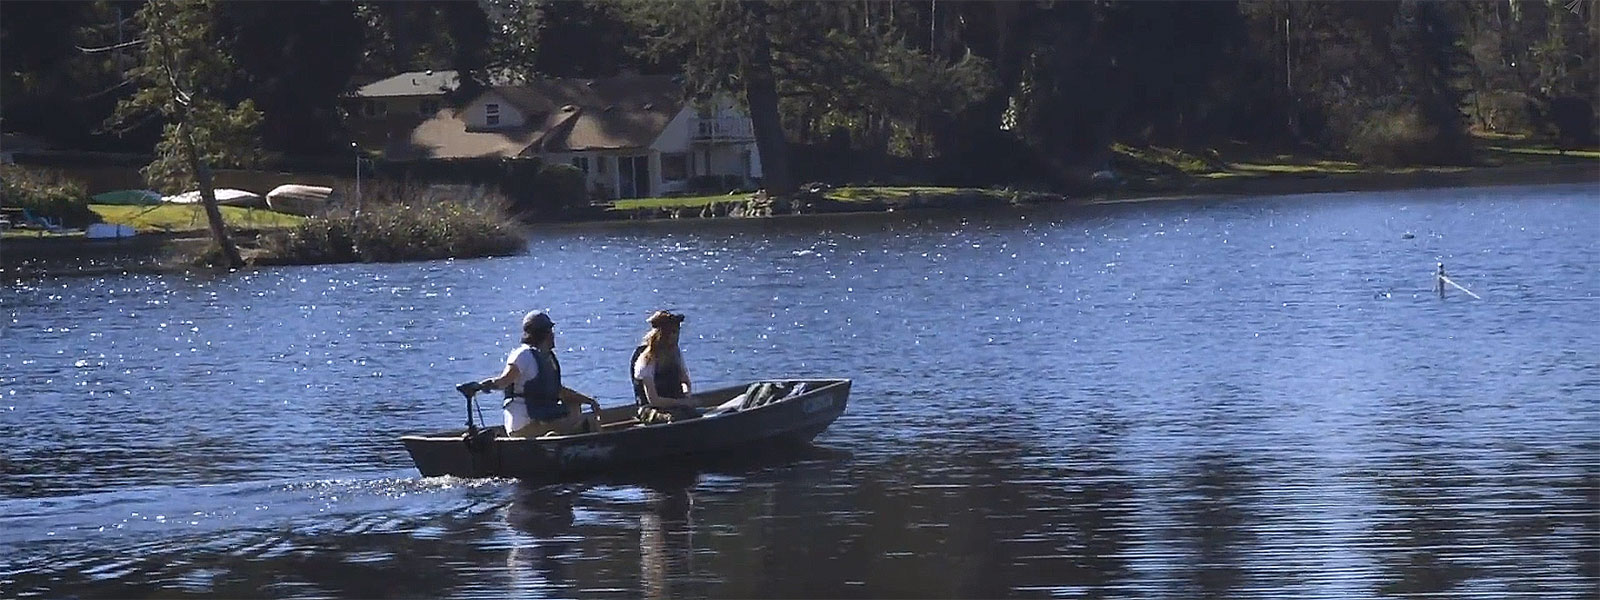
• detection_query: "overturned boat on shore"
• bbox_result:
[401,378,851,479]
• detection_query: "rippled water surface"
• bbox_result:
[3,184,1597,598]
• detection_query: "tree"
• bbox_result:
[212,0,364,155]
[2,0,155,151]
[482,0,543,82]
[109,0,262,268]
[621,0,795,196]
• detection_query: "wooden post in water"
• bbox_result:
[1437,263,1446,298]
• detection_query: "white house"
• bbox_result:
[356,74,762,199]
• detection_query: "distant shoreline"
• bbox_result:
[4,161,1595,273]
[1107,161,1599,205]
[594,161,1598,225]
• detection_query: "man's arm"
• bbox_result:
[481,364,518,391]
[560,387,601,411]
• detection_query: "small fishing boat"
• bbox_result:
[401,378,851,479]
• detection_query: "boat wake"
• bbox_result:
[0,471,516,590]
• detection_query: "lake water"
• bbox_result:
[2,183,1597,599]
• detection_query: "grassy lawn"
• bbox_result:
[823,186,1005,202]
[2,229,84,240]
[91,204,304,233]
[609,194,745,210]
[1483,145,1600,159]
[1116,137,1591,182]
[611,186,1011,211]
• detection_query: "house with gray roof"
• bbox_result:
[351,73,762,200]
[347,69,465,120]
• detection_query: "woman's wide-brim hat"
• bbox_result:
[647,310,685,328]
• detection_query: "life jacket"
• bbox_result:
[631,344,686,406]
[508,346,562,417]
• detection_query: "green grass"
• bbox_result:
[609,194,745,210]
[1484,145,1600,159]
[823,186,1003,202]
[90,204,304,233]
[1211,161,1473,178]
[611,186,1010,211]
[2,229,83,240]
[1113,140,1562,182]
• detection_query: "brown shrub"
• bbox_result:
[253,184,525,265]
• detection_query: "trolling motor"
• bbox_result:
[456,381,495,452]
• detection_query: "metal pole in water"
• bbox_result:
[1436,262,1483,300]
[352,141,362,216]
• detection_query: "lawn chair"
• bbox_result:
[21,209,64,232]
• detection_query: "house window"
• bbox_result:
[571,156,590,173]
[485,103,500,126]
[596,156,609,174]
[661,153,688,181]
[741,150,752,177]
[419,99,439,116]
[363,100,387,117]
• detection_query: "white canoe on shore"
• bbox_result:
[163,188,265,208]
[266,185,336,216]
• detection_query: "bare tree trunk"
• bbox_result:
[740,0,795,196]
[181,123,243,268]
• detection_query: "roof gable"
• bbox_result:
[386,75,691,160]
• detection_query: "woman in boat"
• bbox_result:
[631,311,698,424]
[478,310,601,437]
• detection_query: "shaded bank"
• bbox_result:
[2,232,207,277]
[4,161,1593,276]
[607,162,1598,221]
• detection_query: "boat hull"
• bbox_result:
[401,378,850,479]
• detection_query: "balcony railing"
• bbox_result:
[692,118,754,141]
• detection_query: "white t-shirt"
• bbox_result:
[633,354,688,391]
[503,345,541,433]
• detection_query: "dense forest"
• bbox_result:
[3,0,1597,192]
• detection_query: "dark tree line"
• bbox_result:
[3,0,1595,190]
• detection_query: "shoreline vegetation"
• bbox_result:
[605,142,1597,220]
[5,0,1596,271]
[2,142,1595,273]
[200,184,526,267]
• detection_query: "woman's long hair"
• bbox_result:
[638,326,682,374]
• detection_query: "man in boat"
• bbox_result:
[476,310,601,437]
[631,310,700,424]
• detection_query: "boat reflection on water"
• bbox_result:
[503,483,584,596]
[639,468,697,600]
[500,443,853,598]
